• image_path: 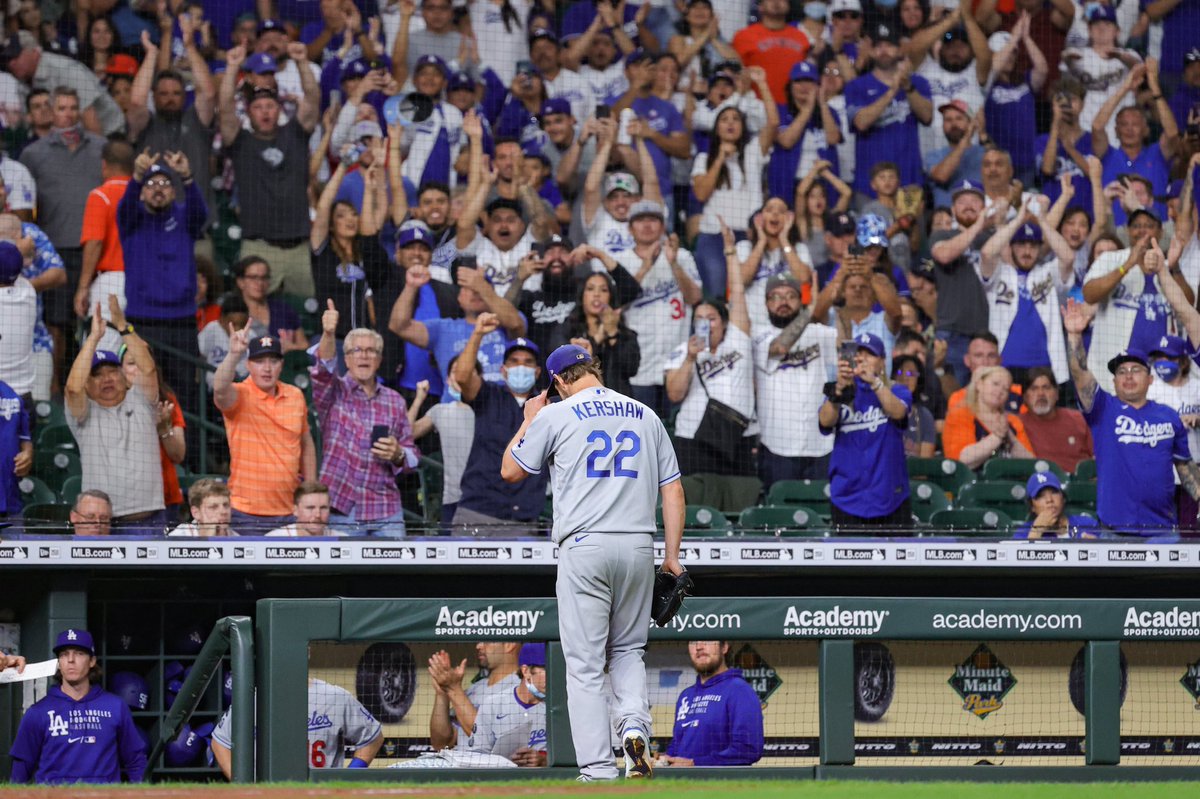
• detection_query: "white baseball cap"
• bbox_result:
[829,0,863,13]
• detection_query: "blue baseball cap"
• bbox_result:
[1026,471,1063,499]
[547,343,592,379]
[342,58,370,80]
[529,27,558,46]
[539,97,572,119]
[1107,347,1150,374]
[1086,4,1117,24]
[951,179,985,200]
[853,332,886,358]
[1165,179,1185,201]
[789,61,818,82]
[1150,335,1188,359]
[1011,223,1043,244]
[244,52,278,74]
[625,48,653,66]
[447,71,475,92]
[518,642,546,668]
[856,213,888,247]
[0,239,22,284]
[504,337,541,363]
[91,350,121,372]
[256,18,286,36]
[247,334,282,360]
[414,54,447,75]
[395,225,434,250]
[54,628,95,655]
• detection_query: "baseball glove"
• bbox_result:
[651,567,695,627]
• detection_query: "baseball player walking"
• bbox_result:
[502,344,685,781]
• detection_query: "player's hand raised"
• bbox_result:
[523,388,550,421]
[321,299,338,335]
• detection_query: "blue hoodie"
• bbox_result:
[666,668,764,766]
[9,683,146,784]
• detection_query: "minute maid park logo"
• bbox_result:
[948,644,1016,719]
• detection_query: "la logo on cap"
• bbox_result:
[67,629,78,641]
[859,334,870,343]
[1036,474,1047,484]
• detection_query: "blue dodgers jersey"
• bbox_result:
[823,379,912,518]
[666,669,763,766]
[0,381,30,514]
[8,685,146,785]
[844,72,931,194]
[1084,389,1190,532]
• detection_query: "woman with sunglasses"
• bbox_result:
[892,354,935,457]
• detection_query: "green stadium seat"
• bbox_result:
[32,449,81,492]
[981,458,1067,485]
[279,293,321,338]
[679,474,762,514]
[20,502,72,527]
[765,479,832,518]
[1065,481,1097,509]
[58,475,82,506]
[657,504,731,533]
[909,480,953,523]
[32,399,66,428]
[906,457,975,500]
[738,505,825,534]
[1073,459,1097,482]
[956,480,1028,520]
[928,508,1013,534]
[35,423,78,451]
[17,476,57,506]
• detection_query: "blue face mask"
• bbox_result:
[1153,358,1181,383]
[874,0,898,7]
[505,365,537,394]
[804,2,828,19]
[445,384,462,402]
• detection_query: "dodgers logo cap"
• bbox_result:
[54,628,95,655]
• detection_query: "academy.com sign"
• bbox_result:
[784,605,889,636]
[434,605,545,636]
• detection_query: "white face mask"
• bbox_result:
[804,2,829,19]
[505,365,537,394]
[525,678,546,701]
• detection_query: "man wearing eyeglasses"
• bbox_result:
[1063,296,1200,538]
[311,299,419,537]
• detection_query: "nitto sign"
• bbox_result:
[948,643,1016,719]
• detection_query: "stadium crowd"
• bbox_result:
[0,0,1198,538]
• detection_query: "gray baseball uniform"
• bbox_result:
[452,673,520,749]
[212,679,381,768]
[466,685,547,759]
[510,386,680,780]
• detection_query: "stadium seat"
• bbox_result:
[905,457,975,500]
[909,480,953,523]
[928,508,1013,534]
[956,481,1028,520]
[35,423,78,451]
[657,504,731,533]
[679,473,762,514]
[981,458,1067,485]
[1073,459,1097,482]
[280,293,321,337]
[1065,481,1097,509]
[283,350,312,392]
[32,399,66,428]
[17,476,57,506]
[32,449,81,493]
[59,475,82,505]
[20,502,72,527]
[738,505,825,534]
[765,479,832,518]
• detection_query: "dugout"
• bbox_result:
[5,536,1200,782]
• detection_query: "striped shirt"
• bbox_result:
[310,359,418,521]
[222,380,309,516]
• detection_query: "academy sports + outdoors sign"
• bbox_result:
[333,598,1200,642]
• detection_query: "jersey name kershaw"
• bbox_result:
[1114,415,1176,445]
[436,605,545,632]
[784,605,889,633]
[571,399,644,421]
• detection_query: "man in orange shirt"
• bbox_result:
[732,0,811,103]
[213,321,317,533]
[74,139,134,352]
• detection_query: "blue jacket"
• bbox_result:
[666,668,764,766]
[117,177,207,320]
[9,684,146,784]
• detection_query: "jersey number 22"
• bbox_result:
[586,430,641,478]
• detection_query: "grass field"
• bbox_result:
[5,781,1200,798]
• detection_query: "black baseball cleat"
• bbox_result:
[622,729,653,779]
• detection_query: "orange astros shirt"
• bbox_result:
[733,23,812,104]
[80,177,130,272]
